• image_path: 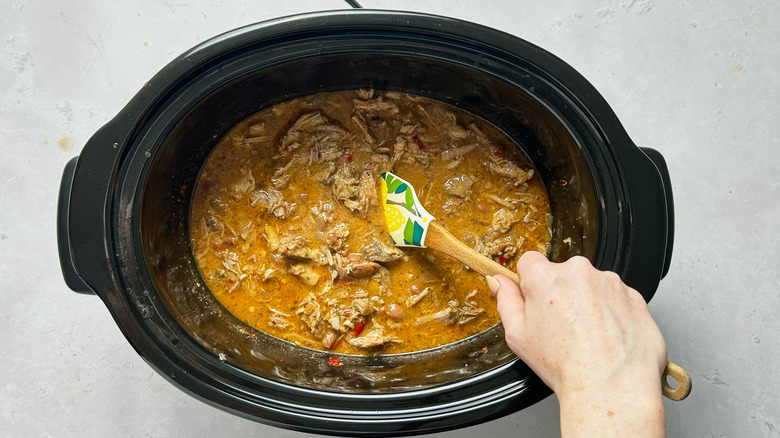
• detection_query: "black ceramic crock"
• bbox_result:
[57,10,674,437]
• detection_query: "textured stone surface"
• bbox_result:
[1,1,778,436]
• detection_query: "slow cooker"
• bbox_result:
[57,10,674,436]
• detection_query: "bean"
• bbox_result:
[321,331,337,349]
[386,303,404,321]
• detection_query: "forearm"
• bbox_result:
[558,375,665,438]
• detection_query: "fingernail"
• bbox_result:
[485,275,500,295]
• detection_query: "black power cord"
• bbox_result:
[343,0,363,8]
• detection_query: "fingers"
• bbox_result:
[516,250,549,274]
[488,274,526,345]
[515,251,552,300]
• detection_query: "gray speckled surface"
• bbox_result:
[1,1,778,436]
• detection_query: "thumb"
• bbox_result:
[488,274,526,333]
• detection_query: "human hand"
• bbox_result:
[487,251,667,437]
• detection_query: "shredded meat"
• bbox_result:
[278,235,328,265]
[415,300,460,325]
[362,238,404,263]
[353,98,400,119]
[441,144,478,161]
[371,266,392,296]
[442,122,471,141]
[250,188,293,220]
[332,163,377,214]
[367,116,395,146]
[269,314,290,329]
[310,201,335,230]
[332,163,360,211]
[347,326,401,349]
[350,115,375,145]
[405,287,430,307]
[232,166,255,193]
[358,171,378,213]
[333,253,379,279]
[442,197,464,216]
[491,208,519,234]
[414,299,483,326]
[457,303,484,325]
[443,175,474,198]
[280,112,346,156]
[485,161,534,186]
[474,235,523,260]
[296,293,324,337]
[326,223,350,251]
[312,142,344,163]
[277,235,305,254]
[391,136,407,164]
[280,112,326,154]
[312,160,337,183]
[399,123,417,135]
[356,88,374,100]
[351,290,375,316]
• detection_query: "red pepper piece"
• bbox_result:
[353,321,365,336]
[411,135,424,149]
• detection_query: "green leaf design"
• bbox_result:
[403,219,415,245]
[384,173,407,194]
[412,221,424,245]
[402,218,425,246]
[404,188,415,210]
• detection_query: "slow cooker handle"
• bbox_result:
[57,122,125,297]
[57,157,94,294]
[639,147,674,279]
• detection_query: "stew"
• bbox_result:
[189,90,551,355]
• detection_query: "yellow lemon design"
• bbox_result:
[380,178,388,206]
[384,204,406,232]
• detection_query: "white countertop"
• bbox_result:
[1,1,778,436]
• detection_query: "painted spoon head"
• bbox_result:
[380,172,436,248]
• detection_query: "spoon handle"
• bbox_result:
[425,221,521,285]
[662,361,692,400]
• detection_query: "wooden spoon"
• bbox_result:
[379,171,691,400]
[380,171,519,283]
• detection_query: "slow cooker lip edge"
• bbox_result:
[68,9,663,435]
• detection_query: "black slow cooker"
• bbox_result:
[57,10,673,437]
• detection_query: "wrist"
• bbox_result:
[556,356,664,398]
[557,367,665,438]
